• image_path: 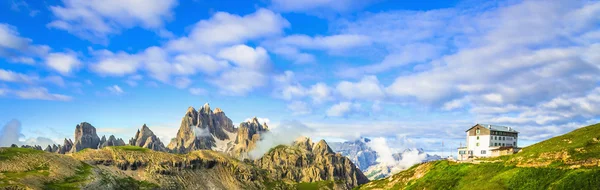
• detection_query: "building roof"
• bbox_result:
[478,124,518,133]
[465,124,519,133]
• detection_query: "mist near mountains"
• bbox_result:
[191,125,210,138]
[0,119,56,148]
[248,120,314,159]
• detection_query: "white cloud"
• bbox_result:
[167,8,289,51]
[45,52,81,75]
[106,85,124,95]
[287,101,311,115]
[367,137,397,166]
[336,75,385,100]
[276,34,371,51]
[211,68,267,95]
[326,101,360,117]
[308,82,332,103]
[211,44,271,95]
[0,23,49,61]
[90,50,142,76]
[48,0,178,41]
[272,71,333,104]
[248,120,314,159]
[0,69,37,83]
[13,87,72,101]
[217,45,270,70]
[173,53,229,75]
[264,34,371,64]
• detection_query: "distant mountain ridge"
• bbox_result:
[330,137,442,180]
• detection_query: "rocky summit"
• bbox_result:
[167,103,237,153]
[129,124,167,152]
[70,122,101,153]
[256,137,369,189]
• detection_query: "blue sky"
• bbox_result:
[1,0,599,155]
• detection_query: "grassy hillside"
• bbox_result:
[357,123,600,190]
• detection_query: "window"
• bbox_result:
[481,150,486,154]
[477,136,479,140]
[503,137,506,141]
[476,143,479,146]
[476,129,480,134]
[514,142,516,146]
[494,143,497,146]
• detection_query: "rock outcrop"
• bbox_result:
[70,122,101,152]
[129,124,167,151]
[167,103,236,153]
[98,135,126,148]
[255,137,369,189]
[231,117,269,159]
[55,138,73,154]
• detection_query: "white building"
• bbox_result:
[457,124,520,160]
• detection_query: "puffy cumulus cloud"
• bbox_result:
[87,9,284,95]
[336,75,385,100]
[269,0,377,14]
[217,45,270,71]
[0,119,23,147]
[367,137,396,166]
[106,85,124,95]
[48,0,178,41]
[0,119,57,147]
[272,71,333,103]
[0,23,49,63]
[90,49,143,76]
[326,101,361,117]
[45,52,81,75]
[167,8,289,52]
[248,120,314,159]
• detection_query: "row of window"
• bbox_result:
[493,136,512,141]
[491,131,517,137]
[493,142,517,147]
[459,150,488,154]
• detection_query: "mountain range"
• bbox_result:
[329,138,441,180]
[0,103,367,189]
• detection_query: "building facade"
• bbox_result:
[457,124,520,160]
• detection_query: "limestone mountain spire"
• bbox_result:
[70,122,100,153]
[168,103,236,153]
[129,124,166,152]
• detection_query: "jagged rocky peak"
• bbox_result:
[230,117,270,159]
[129,124,166,152]
[167,103,235,153]
[295,136,314,151]
[70,122,101,153]
[98,135,126,148]
[255,137,369,189]
[312,139,334,155]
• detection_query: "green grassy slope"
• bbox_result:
[357,123,600,190]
